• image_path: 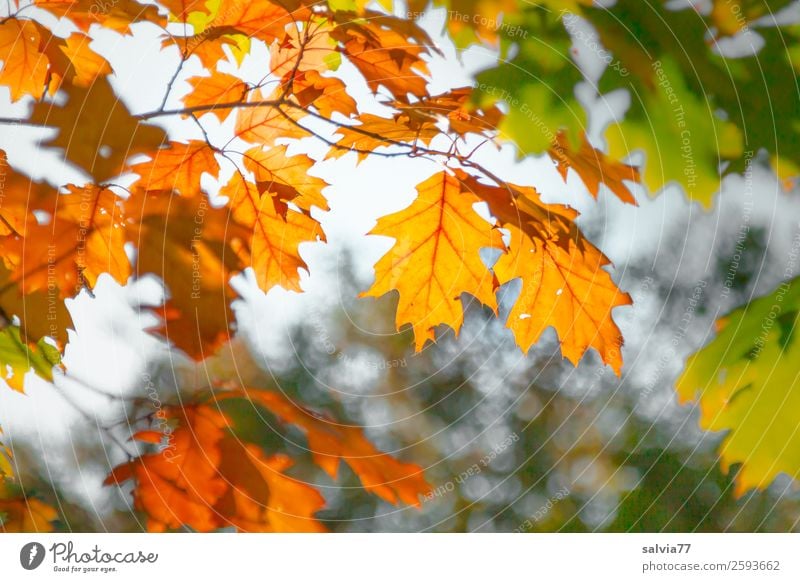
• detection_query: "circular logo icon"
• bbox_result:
[19,542,46,570]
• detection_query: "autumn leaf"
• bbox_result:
[495,224,630,375]
[550,132,639,205]
[0,150,49,237]
[33,0,166,34]
[105,404,326,532]
[159,0,213,21]
[241,145,330,211]
[221,175,323,293]
[0,482,58,532]
[163,31,239,68]
[2,184,130,298]
[363,171,504,351]
[328,113,439,161]
[183,73,248,122]
[333,20,430,103]
[270,21,338,80]
[456,171,630,373]
[125,191,247,359]
[234,89,309,144]
[0,262,73,348]
[201,0,305,44]
[677,277,800,496]
[0,19,49,102]
[394,87,503,138]
[106,406,229,532]
[0,22,111,100]
[129,141,221,197]
[217,389,431,506]
[287,70,357,119]
[0,325,60,392]
[31,78,166,182]
[46,33,113,91]
[214,443,326,533]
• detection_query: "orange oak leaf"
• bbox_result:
[221,175,323,293]
[394,87,503,138]
[328,113,439,162]
[31,78,166,182]
[456,170,630,373]
[217,389,431,506]
[183,73,248,122]
[333,20,430,103]
[129,141,221,197]
[163,32,237,68]
[0,494,58,532]
[286,70,357,118]
[494,225,630,374]
[270,21,337,80]
[106,406,229,532]
[234,90,309,144]
[0,151,48,237]
[33,0,165,34]
[1,184,130,298]
[0,19,49,102]
[125,191,248,359]
[241,145,329,211]
[0,262,73,347]
[202,0,306,44]
[0,19,114,101]
[105,405,326,532]
[362,171,504,351]
[455,170,579,245]
[0,155,74,345]
[47,33,113,90]
[550,132,639,205]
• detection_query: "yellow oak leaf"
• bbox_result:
[363,171,504,350]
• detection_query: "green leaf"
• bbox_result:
[474,4,586,155]
[604,57,743,207]
[0,429,12,480]
[588,0,797,201]
[677,276,800,496]
[0,326,60,392]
